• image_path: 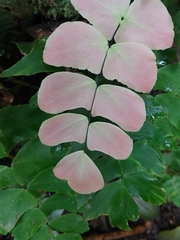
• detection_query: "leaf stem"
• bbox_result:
[83,24,120,152]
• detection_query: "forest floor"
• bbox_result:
[82,202,180,240]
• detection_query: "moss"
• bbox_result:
[32,0,79,20]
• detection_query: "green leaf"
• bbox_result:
[154,48,177,67]
[155,119,180,138]
[155,93,180,129]
[29,225,55,240]
[40,193,77,216]
[84,180,139,230]
[0,142,7,158]
[75,193,93,210]
[12,138,69,185]
[141,94,165,120]
[0,188,36,234]
[27,167,73,197]
[163,148,180,174]
[55,233,82,240]
[0,38,64,77]
[15,41,36,55]
[124,140,166,177]
[164,175,180,207]
[108,183,139,230]
[174,11,180,47]
[157,226,180,240]
[0,166,16,190]
[95,157,121,183]
[12,208,47,240]
[154,64,180,96]
[129,121,174,150]
[49,214,89,234]
[123,171,166,205]
[0,104,50,154]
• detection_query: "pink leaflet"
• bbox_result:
[92,85,146,132]
[43,21,108,74]
[38,72,96,114]
[115,0,174,50]
[103,42,157,93]
[38,113,88,146]
[70,0,130,40]
[87,122,133,160]
[53,150,104,194]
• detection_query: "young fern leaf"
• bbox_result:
[87,122,133,160]
[43,22,108,74]
[38,72,96,113]
[38,0,174,193]
[71,0,174,49]
[39,113,88,146]
[53,151,104,194]
[92,85,146,132]
[103,42,157,93]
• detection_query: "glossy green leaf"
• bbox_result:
[0,105,49,154]
[0,142,7,158]
[40,193,77,216]
[155,64,180,96]
[155,119,180,138]
[15,41,36,55]
[49,214,89,233]
[27,167,73,197]
[12,138,69,185]
[129,120,176,151]
[108,183,139,230]
[95,157,121,183]
[0,166,16,190]
[157,226,180,240]
[142,94,165,120]
[0,38,64,77]
[155,93,180,129]
[12,208,47,240]
[174,10,180,47]
[125,140,166,177]
[154,119,180,150]
[123,171,166,205]
[84,180,139,230]
[29,225,55,240]
[154,48,177,67]
[164,175,180,207]
[0,188,36,234]
[56,233,82,240]
[163,148,180,174]
[75,194,92,210]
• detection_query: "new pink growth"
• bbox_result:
[115,0,174,50]
[71,0,174,50]
[70,0,130,40]
[43,21,108,74]
[38,0,174,193]
[92,85,146,132]
[87,122,133,160]
[38,72,96,114]
[38,113,88,146]
[53,151,104,194]
[103,42,157,93]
